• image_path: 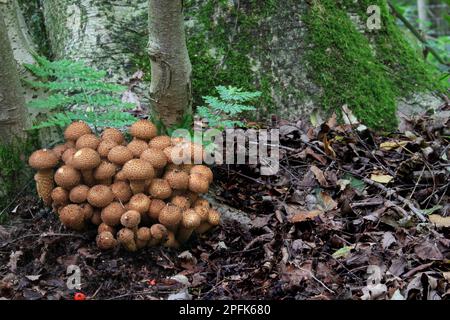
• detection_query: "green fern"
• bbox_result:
[24,56,136,131]
[195,86,261,130]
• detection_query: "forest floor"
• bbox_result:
[0,105,449,300]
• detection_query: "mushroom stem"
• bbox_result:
[34,169,54,206]
[163,231,180,248]
[176,226,195,243]
[195,222,212,234]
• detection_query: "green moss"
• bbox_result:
[303,0,443,130]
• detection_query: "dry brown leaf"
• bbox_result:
[290,210,323,223]
[429,214,450,228]
[310,165,328,187]
[370,174,394,184]
[380,141,408,151]
[318,191,338,212]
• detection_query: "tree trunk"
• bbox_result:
[148,0,192,127]
[417,0,428,31]
[0,10,27,142]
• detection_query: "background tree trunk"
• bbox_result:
[148,0,192,127]
[417,0,428,31]
[0,11,27,142]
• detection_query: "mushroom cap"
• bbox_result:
[96,231,117,250]
[120,210,141,228]
[61,148,77,165]
[98,223,115,235]
[148,178,172,199]
[140,148,167,169]
[52,144,68,160]
[117,228,137,251]
[182,209,202,229]
[149,135,172,150]
[194,198,210,208]
[136,227,152,241]
[185,191,199,203]
[72,148,101,170]
[188,173,210,194]
[127,138,148,157]
[111,181,132,203]
[190,165,213,183]
[150,224,168,241]
[194,205,210,222]
[122,159,155,181]
[107,145,133,165]
[59,204,84,230]
[97,139,118,158]
[101,201,126,226]
[163,145,189,164]
[208,209,221,226]
[94,161,117,180]
[28,149,59,170]
[163,231,179,248]
[101,128,124,144]
[64,121,92,141]
[114,170,127,181]
[147,199,166,220]
[171,195,190,210]
[129,119,157,140]
[51,187,69,206]
[80,203,94,220]
[128,193,151,213]
[87,185,114,207]
[158,204,182,228]
[69,184,89,203]
[54,165,81,189]
[76,134,100,150]
[165,170,189,190]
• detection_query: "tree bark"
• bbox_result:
[0,10,27,142]
[148,0,192,127]
[417,0,428,31]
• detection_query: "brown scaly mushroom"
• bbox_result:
[122,159,155,194]
[64,121,92,143]
[120,210,141,229]
[140,148,167,169]
[188,173,210,194]
[51,187,69,208]
[177,209,201,243]
[129,119,157,141]
[61,148,77,166]
[136,227,151,248]
[101,127,124,144]
[75,134,100,150]
[164,169,189,190]
[59,204,85,231]
[98,223,115,235]
[158,203,182,232]
[54,165,81,190]
[147,199,166,221]
[97,139,118,158]
[128,193,151,214]
[190,165,213,183]
[163,231,180,249]
[111,181,132,203]
[96,231,118,250]
[93,160,117,185]
[148,224,168,246]
[101,201,126,227]
[52,144,68,160]
[87,185,114,208]
[91,209,102,225]
[117,228,137,252]
[80,203,94,221]
[127,138,149,157]
[149,135,172,150]
[171,195,190,210]
[107,145,133,165]
[71,148,101,186]
[69,185,89,203]
[148,178,172,199]
[196,209,221,234]
[28,149,59,206]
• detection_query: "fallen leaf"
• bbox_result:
[317,191,338,211]
[167,289,192,300]
[390,289,405,300]
[25,275,41,281]
[429,214,450,228]
[382,232,396,249]
[310,165,329,187]
[443,272,450,282]
[290,210,323,223]
[370,174,394,184]
[414,242,444,261]
[379,141,408,151]
[332,245,353,259]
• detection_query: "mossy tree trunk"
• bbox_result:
[0,11,27,143]
[148,0,192,127]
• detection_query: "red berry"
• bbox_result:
[74,292,86,300]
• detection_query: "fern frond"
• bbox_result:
[216,85,261,102]
[25,79,126,92]
[28,93,134,110]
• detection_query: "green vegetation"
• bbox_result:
[24,56,136,131]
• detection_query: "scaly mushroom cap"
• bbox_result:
[72,148,101,170]
[97,139,118,158]
[75,134,100,150]
[69,184,89,203]
[190,165,213,183]
[101,201,126,226]
[80,203,94,220]
[149,135,172,150]
[163,145,189,164]
[122,159,155,181]
[98,223,115,235]
[136,227,151,243]
[28,149,59,170]
[111,181,132,203]
[194,198,210,208]
[148,179,172,199]
[96,231,117,250]
[117,228,137,252]
[208,209,221,226]
[150,224,168,241]
[87,185,114,207]
[61,148,76,165]
[194,205,210,222]
[158,204,182,229]
[128,193,151,213]
[52,144,68,160]
[188,173,210,194]
[147,199,166,220]
[59,204,84,231]
[64,121,92,141]
[54,165,81,189]
[127,138,148,157]
[171,195,190,210]
[94,161,117,180]
[101,128,124,144]
[51,187,69,207]
[129,119,157,140]
[107,145,133,165]
[120,210,141,228]
[181,209,202,229]
[114,170,127,182]
[140,148,167,169]
[165,170,189,190]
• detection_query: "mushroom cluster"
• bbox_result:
[28,120,220,251]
